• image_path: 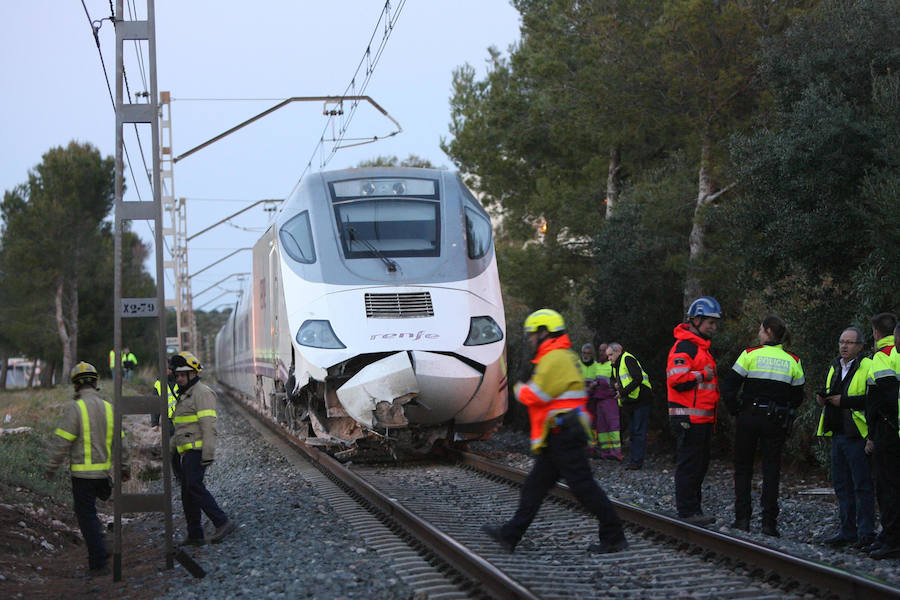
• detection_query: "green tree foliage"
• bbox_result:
[0,141,157,383]
[710,0,900,463]
[444,0,899,462]
[355,155,438,168]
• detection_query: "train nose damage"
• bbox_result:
[335,351,483,429]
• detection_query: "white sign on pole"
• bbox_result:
[121,298,159,318]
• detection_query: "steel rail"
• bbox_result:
[223,395,538,600]
[450,449,900,600]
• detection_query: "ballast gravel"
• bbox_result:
[149,400,900,597]
[153,399,416,600]
[470,430,900,588]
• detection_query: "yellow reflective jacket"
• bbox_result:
[171,379,218,461]
[47,387,129,479]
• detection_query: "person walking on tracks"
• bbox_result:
[169,351,235,546]
[815,325,874,549]
[666,296,722,525]
[45,361,130,577]
[721,316,805,537]
[482,309,627,554]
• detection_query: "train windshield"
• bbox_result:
[331,178,441,259]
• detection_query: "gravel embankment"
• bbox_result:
[154,398,416,600]
[469,430,900,588]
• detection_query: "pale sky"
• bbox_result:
[0,1,520,311]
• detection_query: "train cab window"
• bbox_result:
[465,207,491,259]
[279,211,316,264]
[335,199,440,258]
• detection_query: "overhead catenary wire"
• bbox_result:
[81,0,174,284]
[295,0,407,185]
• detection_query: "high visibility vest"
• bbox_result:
[868,336,898,439]
[581,360,612,382]
[615,351,652,404]
[154,379,178,419]
[54,397,113,475]
[817,357,869,438]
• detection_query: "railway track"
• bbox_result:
[226,394,900,599]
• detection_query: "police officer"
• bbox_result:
[45,362,130,576]
[169,351,235,545]
[865,312,900,559]
[666,296,721,525]
[482,309,627,554]
[816,326,874,548]
[721,316,805,537]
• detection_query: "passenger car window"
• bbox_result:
[279,211,316,264]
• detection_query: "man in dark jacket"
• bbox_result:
[607,343,653,470]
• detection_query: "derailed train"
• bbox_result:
[215,167,507,452]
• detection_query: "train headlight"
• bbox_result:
[464,316,504,346]
[296,320,346,349]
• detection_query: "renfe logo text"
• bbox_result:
[370,331,439,341]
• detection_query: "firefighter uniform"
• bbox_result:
[817,353,874,546]
[867,333,900,557]
[46,364,129,574]
[666,323,719,520]
[483,310,626,554]
[721,342,804,535]
[171,375,231,543]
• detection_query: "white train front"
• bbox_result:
[215,167,507,450]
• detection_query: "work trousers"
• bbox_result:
[173,450,228,538]
[671,420,712,518]
[872,420,900,546]
[622,403,650,467]
[733,412,786,525]
[587,395,621,459]
[831,434,875,540]
[501,414,625,546]
[72,477,110,569]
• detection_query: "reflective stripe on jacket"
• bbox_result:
[666,323,718,423]
[817,356,870,438]
[171,379,218,460]
[48,387,126,479]
[614,350,652,405]
[867,336,899,439]
[517,334,591,452]
[722,342,804,416]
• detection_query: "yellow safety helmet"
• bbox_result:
[523,309,566,334]
[71,361,99,385]
[169,351,202,372]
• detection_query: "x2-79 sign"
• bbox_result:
[121,298,159,318]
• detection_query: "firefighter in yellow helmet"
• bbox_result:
[482,309,627,553]
[169,351,235,545]
[45,361,130,577]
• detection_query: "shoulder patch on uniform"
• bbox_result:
[673,358,686,366]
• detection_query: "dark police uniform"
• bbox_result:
[721,342,804,534]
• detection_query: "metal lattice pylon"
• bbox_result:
[112,0,174,581]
